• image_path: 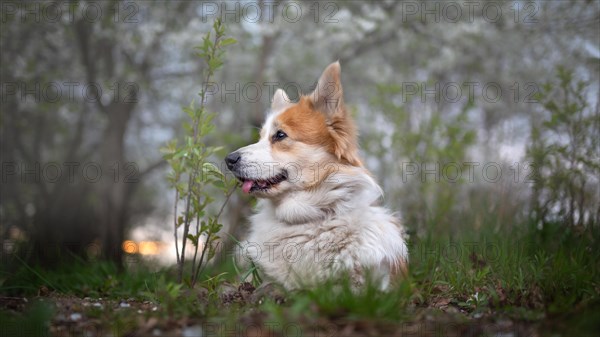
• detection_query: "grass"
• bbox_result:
[1,256,164,299]
[1,221,598,336]
[422,227,597,306]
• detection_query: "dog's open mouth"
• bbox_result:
[239,171,288,193]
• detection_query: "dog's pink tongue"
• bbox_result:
[242,180,254,193]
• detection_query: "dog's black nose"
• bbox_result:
[225,151,241,170]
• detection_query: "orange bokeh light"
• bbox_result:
[138,241,159,255]
[122,240,137,254]
[122,240,163,255]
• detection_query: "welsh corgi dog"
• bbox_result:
[225,62,408,290]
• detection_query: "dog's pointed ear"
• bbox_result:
[309,61,344,117]
[271,88,293,111]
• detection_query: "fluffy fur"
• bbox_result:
[226,62,408,290]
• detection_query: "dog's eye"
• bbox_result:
[272,130,287,142]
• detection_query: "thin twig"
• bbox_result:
[193,185,236,284]
[192,231,211,286]
[174,189,180,264]
[190,212,202,282]
[216,185,236,223]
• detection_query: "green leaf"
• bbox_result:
[202,162,224,178]
[211,180,225,189]
[220,37,237,47]
[186,234,198,246]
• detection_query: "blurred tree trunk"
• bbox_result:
[99,100,135,267]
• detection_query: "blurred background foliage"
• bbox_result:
[0,0,598,270]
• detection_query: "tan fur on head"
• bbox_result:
[306,61,362,167]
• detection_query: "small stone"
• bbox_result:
[70,313,82,321]
[182,325,203,337]
[445,306,460,314]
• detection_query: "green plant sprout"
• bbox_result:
[161,19,237,287]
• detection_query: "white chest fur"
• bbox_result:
[242,169,408,290]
